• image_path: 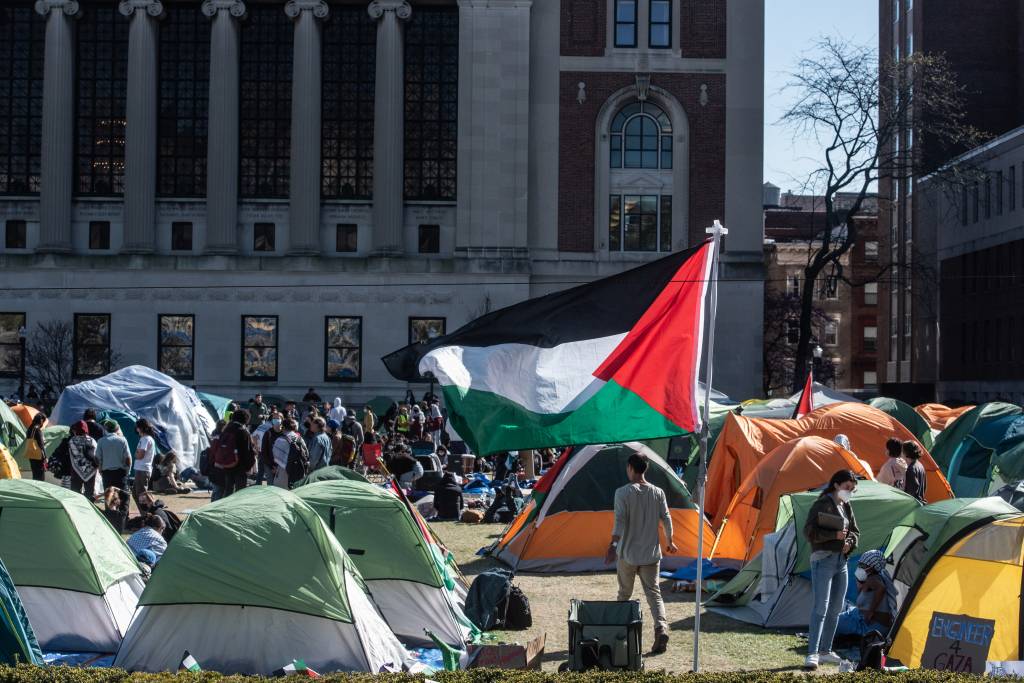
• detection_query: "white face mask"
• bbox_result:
[855,567,868,582]
[837,488,852,503]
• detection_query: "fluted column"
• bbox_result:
[119,0,163,253]
[202,0,245,254]
[285,0,328,255]
[368,0,411,255]
[34,0,80,253]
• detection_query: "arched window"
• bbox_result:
[609,101,672,169]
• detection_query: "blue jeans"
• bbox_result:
[836,607,887,637]
[808,552,848,655]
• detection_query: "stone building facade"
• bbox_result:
[0,0,764,403]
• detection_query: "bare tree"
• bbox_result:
[763,291,839,396]
[25,321,122,401]
[780,38,986,392]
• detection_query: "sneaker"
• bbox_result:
[652,631,669,654]
[803,654,819,671]
[818,651,842,664]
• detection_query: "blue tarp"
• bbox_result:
[660,559,736,582]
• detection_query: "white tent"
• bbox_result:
[51,365,214,468]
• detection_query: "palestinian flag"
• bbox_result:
[273,660,320,678]
[383,242,714,454]
[792,370,814,419]
[178,651,201,673]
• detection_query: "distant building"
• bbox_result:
[763,191,879,397]
[918,127,1024,405]
[0,0,765,402]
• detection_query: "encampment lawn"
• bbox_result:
[158,490,805,673]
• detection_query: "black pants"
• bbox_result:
[29,459,45,481]
[69,472,96,498]
[221,469,248,498]
[101,468,127,491]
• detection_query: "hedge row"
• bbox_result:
[0,666,1009,683]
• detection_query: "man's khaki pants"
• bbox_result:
[616,558,668,634]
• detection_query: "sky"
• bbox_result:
[764,2,879,195]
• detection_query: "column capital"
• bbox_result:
[201,0,246,19]
[285,0,328,20]
[34,0,81,17]
[118,0,164,18]
[368,0,411,21]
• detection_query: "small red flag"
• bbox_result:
[792,371,815,419]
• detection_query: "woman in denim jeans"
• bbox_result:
[802,469,859,670]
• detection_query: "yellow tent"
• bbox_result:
[0,446,21,480]
[890,514,1024,668]
[711,436,874,565]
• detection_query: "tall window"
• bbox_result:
[158,314,195,379]
[864,282,878,305]
[324,316,361,382]
[158,5,209,197]
[75,6,128,195]
[863,325,878,352]
[648,0,671,48]
[608,194,670,252]
[823,318,839,346]
[0,313,26,377]
[74,313,111,378]
[614,0,637,47]
[241,315,278,381]
[240,6,291,198]
[404,8,458,201]
[322,8,375,199]
[610,101,672,169]
[5,220,27,249]
[409,317,446,344]
[0,5,44,195]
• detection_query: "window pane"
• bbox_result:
[336,223,357,253]
[609,195,621,251]
[641,150,657,168]
[609,134,621,168]
[624,214,641,251]
[243,316,277,347]
[160,315,194,347]
[325,316,361,382]
[650,0,670,23]
[615,24,635,47]
[624,150,641,168]
[0,313,26,376]
[410,318,446,344]
[616,0,636,22]
[650,24,670,48]
[659,195,671,252]
[661,135,672,169]
[640,214,657,251]
[243,347,277,379]
[0,7,44,195]
[160,347,194,379]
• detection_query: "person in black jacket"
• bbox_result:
[901,440,927,502]
[220,409,254,498]
[433,472,464,520]
[803,469,860,671]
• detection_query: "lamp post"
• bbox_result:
[17,325,27,402]
[812,342,824,383]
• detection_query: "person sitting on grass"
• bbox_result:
[835,550,897,637]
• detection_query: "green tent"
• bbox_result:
[295,480,477,646]
[364,396,396,421]
[197,391,233,424]
[0,403,25,451]
[929,402,1024,496]
[293,465,371,487]
[11,425,68,471]
[869,397,934,449]
[114,486,408,674]
[884,496,1020,610]
[0,556,41,666]
[0,479,143,652]
[708,481,921,628]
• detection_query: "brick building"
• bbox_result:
[0,1,764,402]
[879,0,1024,401]
[763,189,879,396]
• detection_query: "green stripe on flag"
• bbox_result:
[442,379,690,454]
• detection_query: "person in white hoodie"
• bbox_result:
[328,397,347,423]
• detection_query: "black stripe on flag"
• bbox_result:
[382,242,708,381]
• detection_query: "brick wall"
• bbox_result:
[680,0,726,59]
[558,72,726,251]
[561,0,606,56]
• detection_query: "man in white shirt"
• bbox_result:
[605,453,677,655]
[132,418,158,506]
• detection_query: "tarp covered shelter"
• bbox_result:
[0,480,143,652]
[0,403,25,450]
[12,426,67,471]
[890,514,1024,667]
[293,465,371,487]
[114,486,408,674]
[884,497,1020,610]
[51,366,214,468]
[928,402,1024,497]
[915,403,974,432]
[0,556,42,666]
[869,397,934,449]
[705,402,951,525]
[996,480,1024,511]
[489,442,721,572]
[294,480,476,647]
[707,481,921,629]
[711,436,874,566]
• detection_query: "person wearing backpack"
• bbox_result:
[271,418,308,489]
[213,410,254,499]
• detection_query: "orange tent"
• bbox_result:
[915,403,974,432]
[9,404,44,429]
[705,402,952,526]
[710,436,875,565]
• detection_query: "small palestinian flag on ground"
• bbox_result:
[178,651,201,673]
[382,241,715,454]
[273,659,321,678]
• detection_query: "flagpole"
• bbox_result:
[692,220,727,673]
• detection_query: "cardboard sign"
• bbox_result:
[921,612,996,674]
[467,633,546,670]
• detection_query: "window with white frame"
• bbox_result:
[863,370,878,386]
[610,101,672,170]
[648,0,671,48]
[864,282,878,305]
[865,241,879,261]
[609,194,670,252]
[864,325,878,352]
[786,274,800,296]
[824,318,839,346]
[614,0,637,47]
